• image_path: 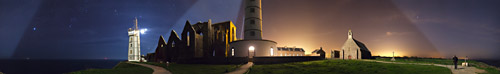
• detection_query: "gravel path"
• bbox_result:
[128,62,172,74]
[226,62,254,74]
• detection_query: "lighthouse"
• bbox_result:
[128,17,141,62]
[230,0,278,60]
[244,0,263,40]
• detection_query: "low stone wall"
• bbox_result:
[253,56,324,64]
[168,56,324,64]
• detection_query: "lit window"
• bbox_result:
[231,48,235,56]
[161,44,163,47]
[187,32,190,46]
[270,48,274,56]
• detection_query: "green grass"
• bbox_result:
[139,62,240,74]
[249,60,451,74]
[69,62,153,74]
[375,58,500,74]
[375,58,471,65]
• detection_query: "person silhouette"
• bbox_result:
[453,55,458,69]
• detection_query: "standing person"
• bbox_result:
[453,55,458,69]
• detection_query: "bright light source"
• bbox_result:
[249,46,255,51]
[270,48,274,56]
[140,28,148,34]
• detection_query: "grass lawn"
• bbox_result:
[375,58,500,74]
[69,62,153,74]
[249,60,451,74]
[139,62,240,74]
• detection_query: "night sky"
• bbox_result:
[1,0,499,60]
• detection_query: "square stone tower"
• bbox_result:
[128,17,141,62]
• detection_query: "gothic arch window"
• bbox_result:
[213,49,216,56]
[172,42,175,47]
[187,32,190,46]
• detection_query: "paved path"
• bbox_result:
[128,62,172,74]
[226,62,254,74]
[364,60,485,74]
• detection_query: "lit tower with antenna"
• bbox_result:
[128,17,141,62]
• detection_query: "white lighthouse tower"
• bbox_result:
[128,17,141,62]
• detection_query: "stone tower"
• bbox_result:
[244,0,263,39]
[230,0,277,59]
[128,17,141,62]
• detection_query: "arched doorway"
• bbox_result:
[248,46,255,62]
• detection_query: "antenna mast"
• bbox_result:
[134,17,138,30]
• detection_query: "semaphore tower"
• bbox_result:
[128,17,141,62]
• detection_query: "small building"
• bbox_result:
[338,29,372,59]
[311,47,326,58]
[276,47,305,56]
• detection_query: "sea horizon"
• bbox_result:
[0,59,123,74]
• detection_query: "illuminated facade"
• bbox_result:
[128,18,141,62]
[276,47,305,56]
[337,30,372,59]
